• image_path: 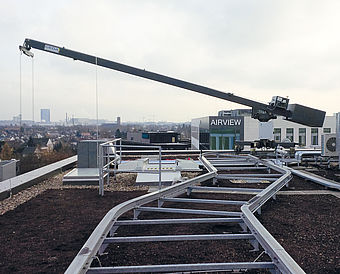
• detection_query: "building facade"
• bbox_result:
[127,131,179,144]
[40,109,50,123]
[191,110,337,150]
[191,116,244,150]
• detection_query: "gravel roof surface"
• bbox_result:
[0,168,339,273]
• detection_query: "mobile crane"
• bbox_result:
[19,38,325,127]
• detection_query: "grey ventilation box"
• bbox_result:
[77,140,106,168]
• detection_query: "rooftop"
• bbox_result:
[0,153,339,273]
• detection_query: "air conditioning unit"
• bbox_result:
[321,134,337,157]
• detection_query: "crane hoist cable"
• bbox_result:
[18,45,34,127]
[19,51,22,128]
[95,56,99,141]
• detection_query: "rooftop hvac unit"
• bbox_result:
[321,134,337,157]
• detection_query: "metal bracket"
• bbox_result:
[239,222,248,233]
[109,225,119,237]
[98,243,108,255]
[133,208,141,220]
[212,177,218,186]
[158,199,164,208]
[256,207,262,215]
[249,239,259,252]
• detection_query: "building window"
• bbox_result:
[286,128,294,142]
[210,136,216,150]
[224,137,230,150]
[298,128,306,146]
[273,128,281,142]
[142,133,150,139]
[311,128,318,145]
[323,128,331,133]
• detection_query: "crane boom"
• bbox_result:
[19,38,326,127]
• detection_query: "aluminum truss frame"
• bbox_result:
[66,159,216,274]
[66,153,305,274]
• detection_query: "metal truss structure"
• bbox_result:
[66,153,307,274]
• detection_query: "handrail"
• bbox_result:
[199,155,218,173]
[99,141,163,195]
[66,153,306,274]
[240,157,305,274]
[99,139,122,196]
[65,171,215,274]
[285,166,340,190]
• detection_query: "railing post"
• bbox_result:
[99,143,104,196]
[106,145,110,185]
[158,147,162,190]
[119,138,122,164]
[113,141,117,182]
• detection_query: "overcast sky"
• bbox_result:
[1,0,340,123]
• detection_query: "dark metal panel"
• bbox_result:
[287,104,326,127]
[77,142,89,168]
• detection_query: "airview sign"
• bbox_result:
[209,116,244,128]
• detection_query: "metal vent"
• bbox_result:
[326,137,336,152]
[321,134,337,157]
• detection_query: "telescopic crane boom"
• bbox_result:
[19,39,325,127]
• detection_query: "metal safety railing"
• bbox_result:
[66,160,216,274]
[66,152,306,274]
[98,139,122,196]
[98,140,163,196]
[240,156,304,273]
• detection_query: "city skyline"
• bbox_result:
[1,1,340,123]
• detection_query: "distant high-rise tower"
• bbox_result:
[41,109,50,123]
[117,116,121,126]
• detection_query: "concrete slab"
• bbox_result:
[176,159,201,171]
[62,168,104,185]
[118,159,148,172]
[136,171,182,186]
[117,158,201,173]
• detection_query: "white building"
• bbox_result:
[191,111,337,150]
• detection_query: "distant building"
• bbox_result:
[41,109,50,123]
[125,131,189,150]
[218,109,252,117]
[101,117,122,132]
[191,116,244,150]
[22,137,54,157]
[13,115,21,124]
[71,117,107,125]
[191,109,337,150]
[127,131,179,144]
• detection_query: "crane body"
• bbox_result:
[20,39,326,127]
